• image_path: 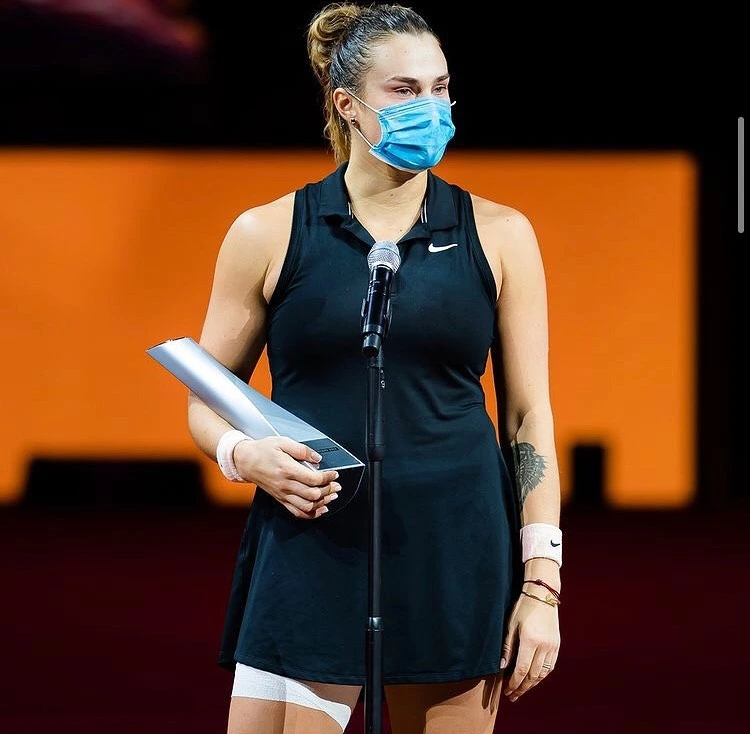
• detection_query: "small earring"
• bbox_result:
[349,117,357,126]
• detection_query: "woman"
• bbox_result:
[187,3,563,732]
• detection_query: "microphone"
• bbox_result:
[361,241,401,356]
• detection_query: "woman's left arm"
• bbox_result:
[476,198,562,703]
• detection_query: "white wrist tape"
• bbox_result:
[520,522,563,567]
[216,429,252,482]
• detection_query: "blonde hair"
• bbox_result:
[306,2,437,164]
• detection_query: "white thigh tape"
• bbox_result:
[231,662,352,732]
[520,522,563,567]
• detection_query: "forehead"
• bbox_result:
[364,32,448,85]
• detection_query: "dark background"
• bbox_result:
[0,2,744,732]
[1,0,740,501]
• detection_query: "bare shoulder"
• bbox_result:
[469,193,542,294]
[469,193,539,253]
[212,191,296,304]
[218,191,296,268]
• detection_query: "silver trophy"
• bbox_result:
[146,336,365,514]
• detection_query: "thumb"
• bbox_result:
[500,621,518,670]
[277,436,322,464]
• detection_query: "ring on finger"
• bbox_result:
[542,663,553,669]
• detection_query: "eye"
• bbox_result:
[433,84,449,96]
[395,87,415,97]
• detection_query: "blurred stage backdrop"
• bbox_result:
[0,1,742,733]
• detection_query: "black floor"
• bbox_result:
[1,503,746,733]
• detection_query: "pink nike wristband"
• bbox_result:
[520,523,562,567]
[216,429,252,482]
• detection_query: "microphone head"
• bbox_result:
[367,241,401,272]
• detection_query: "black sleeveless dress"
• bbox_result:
[217,162,522,685]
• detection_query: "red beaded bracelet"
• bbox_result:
[523,578,561,602]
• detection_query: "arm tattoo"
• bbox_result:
[511,441,547,507]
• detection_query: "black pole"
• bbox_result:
[360,243,398,734]
[364,348,384,734]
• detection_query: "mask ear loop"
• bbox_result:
[346,91,379,148]
[351,121,376,148]
[346,89,378,114]
[345,90,377,148]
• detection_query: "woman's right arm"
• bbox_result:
[187,199,340,519]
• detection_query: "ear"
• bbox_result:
[332,88,356,122]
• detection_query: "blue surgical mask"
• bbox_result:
[349,92,456,172]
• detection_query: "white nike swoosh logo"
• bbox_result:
[428,243,459,253]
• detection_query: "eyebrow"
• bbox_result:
[386,74,450,85]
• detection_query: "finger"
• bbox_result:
[296,477,343,504]
[508,647,556,702]
[311,485,340,509]
[309,469,340,487]
[280,454,339,488]
[281,500,322,520]
[283,496,335,520]
[500,620,518,671]
[518,652,550,698]
[539,654,555,678]
[276,436,324,465]
[545,644,560,674]
[504,643,535,697]
[527,649,551,683]
[507,674,537,702]
[284,481,341,511]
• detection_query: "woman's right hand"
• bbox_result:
[233,436,341,519]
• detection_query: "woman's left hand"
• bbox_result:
[500,591,561,702]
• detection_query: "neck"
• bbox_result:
[342,150,429,242]
[344,156,427,212]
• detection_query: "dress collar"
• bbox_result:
[318,161,459,236]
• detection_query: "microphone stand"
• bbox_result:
[362,303,390,734]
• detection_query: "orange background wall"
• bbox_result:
[0,149,696,508]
